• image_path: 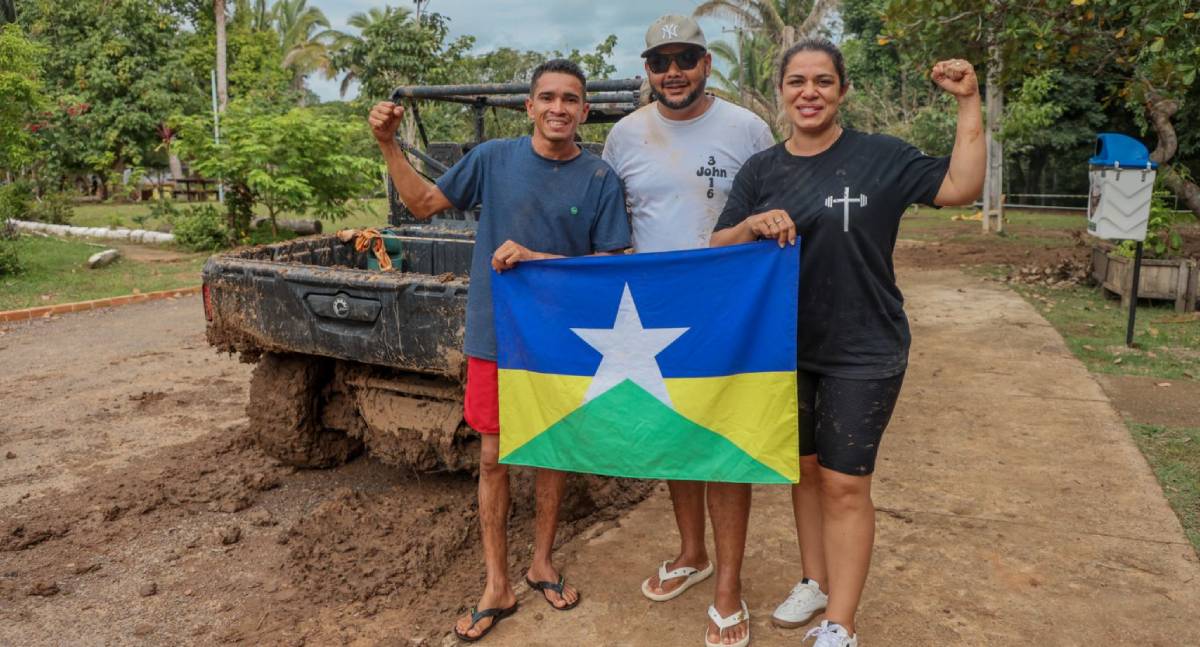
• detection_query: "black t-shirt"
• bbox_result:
[715,129,950,379]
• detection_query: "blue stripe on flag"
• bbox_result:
[492,240,800,378]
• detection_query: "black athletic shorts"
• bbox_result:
[797,370,905,476]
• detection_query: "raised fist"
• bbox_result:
[930,59,979,99]
[368,101,405,144]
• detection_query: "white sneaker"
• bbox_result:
[771,577,828,628]
[804,620,858,647]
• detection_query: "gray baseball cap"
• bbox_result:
[641,14,707,57]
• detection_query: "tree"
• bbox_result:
[21,0,207,197]
[882,0,1200,223]
[0,24,47,176]
[216,0,228,111]
[1,0,16,25]
[273,0,338,101]
[707,30,779,136]
[328,5,411,98]
[693,0,839,134]
[174,103,380,235]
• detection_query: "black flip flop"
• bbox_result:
[453,602,518,643]
[524,574,581,611]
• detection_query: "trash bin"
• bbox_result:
[1087,133,1157,241]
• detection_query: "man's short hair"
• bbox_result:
[530,59,587,95]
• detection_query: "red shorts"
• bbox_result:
[464,357,500,435]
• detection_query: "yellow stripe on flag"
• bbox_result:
[498,369,591,457]
[666,372,799,482]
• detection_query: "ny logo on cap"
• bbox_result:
[661,23,679,39]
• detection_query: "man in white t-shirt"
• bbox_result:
[603,14,775,647]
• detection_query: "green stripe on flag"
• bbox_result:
[501,379,792,484]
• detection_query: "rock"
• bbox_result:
[139,581,158,597]
[71,562,101,575]
[5,451,14,459]
[215,525,241,546]
[28,581,59,596]
[87,249,121,269]
[275,530,291,545]
[132,623,155,637]
[247,509,275,527]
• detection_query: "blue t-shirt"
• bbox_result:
[436,136,631,361]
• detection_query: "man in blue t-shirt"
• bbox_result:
[369,59,630,641]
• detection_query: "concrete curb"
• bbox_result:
[7,218,176,245]
[0,286,201,323]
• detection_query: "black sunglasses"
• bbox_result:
[645,48,705,74]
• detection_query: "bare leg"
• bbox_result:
[645,480,710,596]
[706,482,751,645]
[525,468,579,608]
[455,435,517,639]
[818,467,875,635]
[792,455,828,592]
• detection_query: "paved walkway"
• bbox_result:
[483,268,1200,646]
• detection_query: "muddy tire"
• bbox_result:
[248,353,363,468]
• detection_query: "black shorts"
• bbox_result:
[797,370,905,476]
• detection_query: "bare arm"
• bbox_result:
[710,209,795,248]
[368,101,453,219]
[492,241,626,273]
[930,60,986,207]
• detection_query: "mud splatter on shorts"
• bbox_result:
[797,370,905,476]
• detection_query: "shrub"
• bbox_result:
[171,204,229,251]
[0,181,33,221]
[0,242,22,276]
[26,192,74,225]
[1115,190,1183,259]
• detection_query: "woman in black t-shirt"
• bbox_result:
[710,39,985,647]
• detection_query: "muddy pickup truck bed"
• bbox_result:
[201,224,481,472]
[202,225,472,377]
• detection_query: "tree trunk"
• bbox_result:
[1145,93,1200,218]
[982,40,1004,233]
[168,152,184,183]
[214,0,228,111]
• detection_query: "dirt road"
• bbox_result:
[2,268,1197,646]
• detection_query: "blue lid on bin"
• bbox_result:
[1089,133,1158,169]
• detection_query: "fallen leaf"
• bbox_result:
[1113,357,1124,364]
[1155,382,1171,388]
[1082,345,1096,351]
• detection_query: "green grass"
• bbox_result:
[68,199,391,233]
[1005,279,1200,381]
[0,235,206,311]
[1130,423,1200,551]
[900,206,1087,245]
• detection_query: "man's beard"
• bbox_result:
[652,83,706,110]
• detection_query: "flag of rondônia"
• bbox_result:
[491,240,800,484]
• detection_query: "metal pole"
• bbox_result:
[1125,240,1144,347]
[210,69,225,203]
[473,100,486,143]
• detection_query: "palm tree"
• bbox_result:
[232,0,272,31]
[216,0,228,111]
[330,6,411,98]
[273,0,339,99]
[707,31,781,137]
[694,0,840,133]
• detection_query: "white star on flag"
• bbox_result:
[571,283,689,407]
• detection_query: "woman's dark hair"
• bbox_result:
[778,38,847,89]
[531,58,587,94]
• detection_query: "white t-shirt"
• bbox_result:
[603,97,775,252]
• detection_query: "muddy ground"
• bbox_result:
[1,229,1196,646]
[0,297,649,646]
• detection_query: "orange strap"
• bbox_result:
[353,228,393,271]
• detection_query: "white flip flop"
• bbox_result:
[704,600,750,647]
[640,559,714,602]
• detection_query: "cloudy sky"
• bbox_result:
[307,0,737,102]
